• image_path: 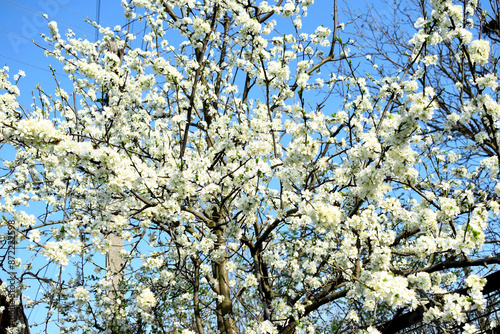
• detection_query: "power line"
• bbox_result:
[46,0,112,33]
[46,0,87,18]
[0,0,94,35]
[0,27,33,42]
[0,53,66,78]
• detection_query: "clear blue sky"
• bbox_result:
[0,0,124,103]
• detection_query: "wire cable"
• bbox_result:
[47,0,111,28]
[46,0,87,18]
[0,0,94,35]
[0,27,32,42]
[0,53,66,78]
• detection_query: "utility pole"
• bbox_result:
[104,39,126,323]
[106,228,124,297]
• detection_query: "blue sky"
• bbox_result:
[0,0,124,102]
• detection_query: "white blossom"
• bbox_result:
[136,288,157,310]
[469,39,490,65]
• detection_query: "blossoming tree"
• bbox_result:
[1,0,500,333]
[346,0,500,287]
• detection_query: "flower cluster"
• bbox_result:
[136,288,157,310]
[469,39,490,65]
